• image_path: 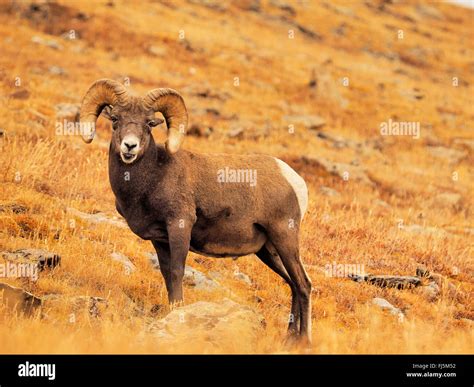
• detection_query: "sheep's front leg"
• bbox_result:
[164,218,192,306]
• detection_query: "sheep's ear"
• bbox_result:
[101,105,113,121]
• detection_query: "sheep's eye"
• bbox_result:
[147,120,158,128]
[111,116,119,129]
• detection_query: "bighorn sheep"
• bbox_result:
[79,79,312,341]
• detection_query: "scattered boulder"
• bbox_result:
[445,226,474,236]
[269,0,296,16]
[31,35,62,50]
[374,199,390,209]
[68,296,107,318]
[0,282,42,315]
[187,123,213,138]
[350,273,421,289]
[400,88,424,101]
[236,0,261,12]
[67,207,127,229]
[427,145,467,165]
[49,65,66,76]
[181,83,230,101]
[55,103,80,122]
[28,108,49,124]
[372,297,404,320]
[148,253,219,291]
[419,281,440,302]
[188,0,228,12]
[147,298,264,351]
[227,126,244,139]
[147,252,160,270]
[434,193,462,209]
[147,45,167,57]
[415,266,458,301]
[284,114,326,130]
[42,294,107,318]
[452,138,474,153]
[314,130,351,148]
[184,266,220,291]
[0,203,29,214]
[415,4,444,20]
[301,155,374,186]
[314,72,349,108]
[320,186,340,197]
[111,252,136,274]
[234,270,252,285]
[402,224,448,237]
[1,248,60,271]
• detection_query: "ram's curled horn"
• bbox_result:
[79,79,129,143]
[142,88,188,155]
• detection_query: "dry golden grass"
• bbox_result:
[0,0,472,353]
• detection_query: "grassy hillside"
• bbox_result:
[0,0,472,353]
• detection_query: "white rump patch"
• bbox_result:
[274,158,308,219]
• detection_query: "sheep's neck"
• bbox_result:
[108,137,167,203]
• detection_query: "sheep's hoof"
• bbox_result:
[284,333,313,352]
[169,300,184,311]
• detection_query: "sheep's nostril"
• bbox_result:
[124,142,137,151]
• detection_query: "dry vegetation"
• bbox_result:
[0,0,473,353]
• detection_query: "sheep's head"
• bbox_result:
[79,79,188,162]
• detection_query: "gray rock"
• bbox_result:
[67,207,127,229]
[269,0,296,15]
[284,114,326,130]
[427,146,467,165]
[372,297,404,320]
[0,204,28,214]
[0,282,42,315]
[320,186,340,197]
[147,253,219,291]
[184,266,219,290]
[234,271,252,285]
[350,274,421,289]
[42,295,107,318]
[314,130,350,148]
[452,138,474,152]
[111,252,136,274]
[147,299,264,350]
[181,83,230,101]
[55,103,80,122]
[420,281,440,302]
[227,127,244,139]
[1,248,60,271]
[188,123,213,138]
[147,252,160,270]
[434,193,462,209]
[301,156,374,186]
[31,35,62,50]
[188,0,228,12]
[49,66,66,76]
[415,4,444,20]
[147,45,167,57]
[374,199,390,208]
[402,224,448,236]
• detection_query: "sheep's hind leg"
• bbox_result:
[266,225,312,344]
[256,243,300,336]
